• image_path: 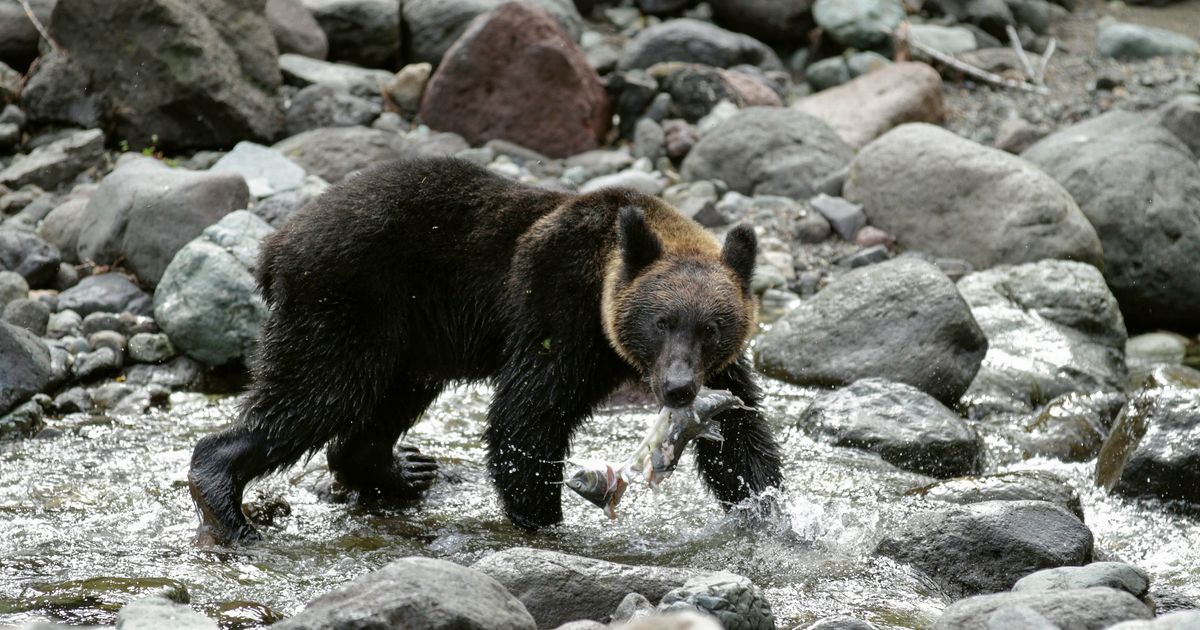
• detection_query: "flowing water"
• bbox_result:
[1,378,1198,629]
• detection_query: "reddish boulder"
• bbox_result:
[420,2,610,158]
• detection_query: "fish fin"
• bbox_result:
[699,422,724,442]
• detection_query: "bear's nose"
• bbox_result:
[664,379,697,408]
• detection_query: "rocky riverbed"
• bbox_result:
[2,0,1200,629]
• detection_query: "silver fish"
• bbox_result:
[565,461,628,519]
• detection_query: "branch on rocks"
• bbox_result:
[1006,25,1038,83]
[891,22,1050,95]
[18,0,61,54]
[1036,38,1057,86]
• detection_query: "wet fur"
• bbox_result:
[189,157,783,541]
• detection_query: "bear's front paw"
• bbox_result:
[389,444,438,496]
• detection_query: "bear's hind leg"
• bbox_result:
[326,380,443,500]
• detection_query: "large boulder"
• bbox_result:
[798,378,984,478]
[1022,111,1200,331]
[401,0,582,67]
[755,257,987,405]
[911,470,1084,520]
[793,63,945,150]
[707,0,813,45]
[266,0,328,60]
[933,588,1152,630]
[419,2,609,159]
[681,108,853,200]
[1096,368,1200,505]
[275,557,535,630]
[957,260,1127,417]
[300,0,398,69]
[0,321,51,416]
[154,211,274,366]
[23,0,284,149]
[618,19,782,71]
[0,0,54,71]
[1013,563,1150,600]
[472,547,697,628]
[844,124,1102,270]
[876,500,1093,597]
[0,129,105,190]
[75,155,249,287]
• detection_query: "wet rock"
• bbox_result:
[611,593,655,625]
[794,63,944,150]
[45,309,81,339]
[273,126,407,183]
[1013,562,1149,600]
[1022,391,1126,462]
[279,54,393,99]
[1096,372,1200,505]
[707,0,813,46]
[473,547,697,628]
[933,588,1151,629]
[957,260,1127,417]
[1097,21,1198,60]
[1126,332,1189,374]
[420,3,608,159]
[802,618,880,629]
[73,346,123,380]
[658,572,775,630]
[799,378,983,478]
[252,176,329,228]
[211,142,307,198]
[1155,93,1200,157]
[682,108,852,200]
[912,470,1084,520]
[89,330,127,355]
[556,622,606,630]
[116,596,217,630]
[0,0,54,72]
[37,197,89,264]
[756,257,986,405]
[0,270,28,310]
[124,356,205,391]
[618,19,782,71]
[76,156,249,287]
[276,556,534,630]
[877,500,1093,597]
[128,333,176,364]
[267,0,328,60]
[0,395,47,439]
[52,386,92,414]
[57,273,152,317]
[155,211,273,367]
[0,129,104,191]
[401,0,582,67]
[1022,111,1200,331]
[846,124,1102,270]
[81,312,125,337]
[3,298,50,336]
[1108,611,1200,629]
[813,0,905,49]
[301,0,398,69]
[0,228,61,289]
[910,24,979,55]
[26,0,283,149]
[0,321,51,416]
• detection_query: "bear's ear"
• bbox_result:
[722,224,757,293]
[619,206,662,280]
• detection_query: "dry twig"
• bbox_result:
[1006,25,1038,82]
[1035,38,1057,86]
[894,22,1050,95]
[17,0,60,53]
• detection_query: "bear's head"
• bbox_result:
[603,205,757,408]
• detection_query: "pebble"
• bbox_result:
[809,194,866,241]
[87,330,126,355]
[72,346,123,381]
[3,298,50,336]
[81,312,127,337]
[45,310,82,339]
[128,333,176,364]
[0,270,30,310]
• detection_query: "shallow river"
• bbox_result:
[1,378,1198,629]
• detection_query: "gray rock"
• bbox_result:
[803,617,880,629]
[806,57,852,91]
[211,141,307,198]
[579,169,666,196]
[809,194,865,241]
[73,346,123,380]
[472,547,697,628]
[1006,0,1064,34]
[252,176,329,228]
[846,123,1102,270]
[909,24,979,55]
[285,84,382,136]
[0,122,18,150]
[922,0,1012,39]
[45,309,81,339]
[401,0,582,66]
[633,119,666,163]
[0,270,28,310]
[76,156,249,287]
[1107,611,1200,630]
[612,593,655,625]
[564,150,635,182]
[124,356,205,391]
[813,0,905,49]
[1155,93,1200,157]
[279,54,394,98]
[275,556,535,630]
[682,108,853,200]
[0,321,51,416]
[1013,562,1150,599]
[934,588,1151,630]
[2,104,29,127]
[52,386,92,414]
[1097,21,1198,60]
[1127,332,1189,372]
[707,0,812,46]
[154,211,274,366]
[25,0,283,150]
[618,19,782,71]
[0,228,62,288]
[128,333,176,364]
[911,470,1084,520]
[799,378,984,477]
[81,312,127,337]
[755,257,987,405]
[957,260,1127,418]
[0,129,104,191]
[3,298,50,336]
[37,197,90,264]
[1022,111,1200,330]
[273,126,410,183]
[0,395,47,440]
[658,572,775,630]
[57,273,153,317]
[300,0,399,69]
[0,0,54,72]
[876,500,1093,598]
[267,0,328,60]
[1096,370,1200,505]
[88,330,126,354]
[846,51,892,78]
[53,263,78,291]
[116,596,217,630]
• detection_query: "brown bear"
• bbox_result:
[188,157,783,542]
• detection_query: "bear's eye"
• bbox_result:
[704,322,721,341]
[655,317,670,332]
